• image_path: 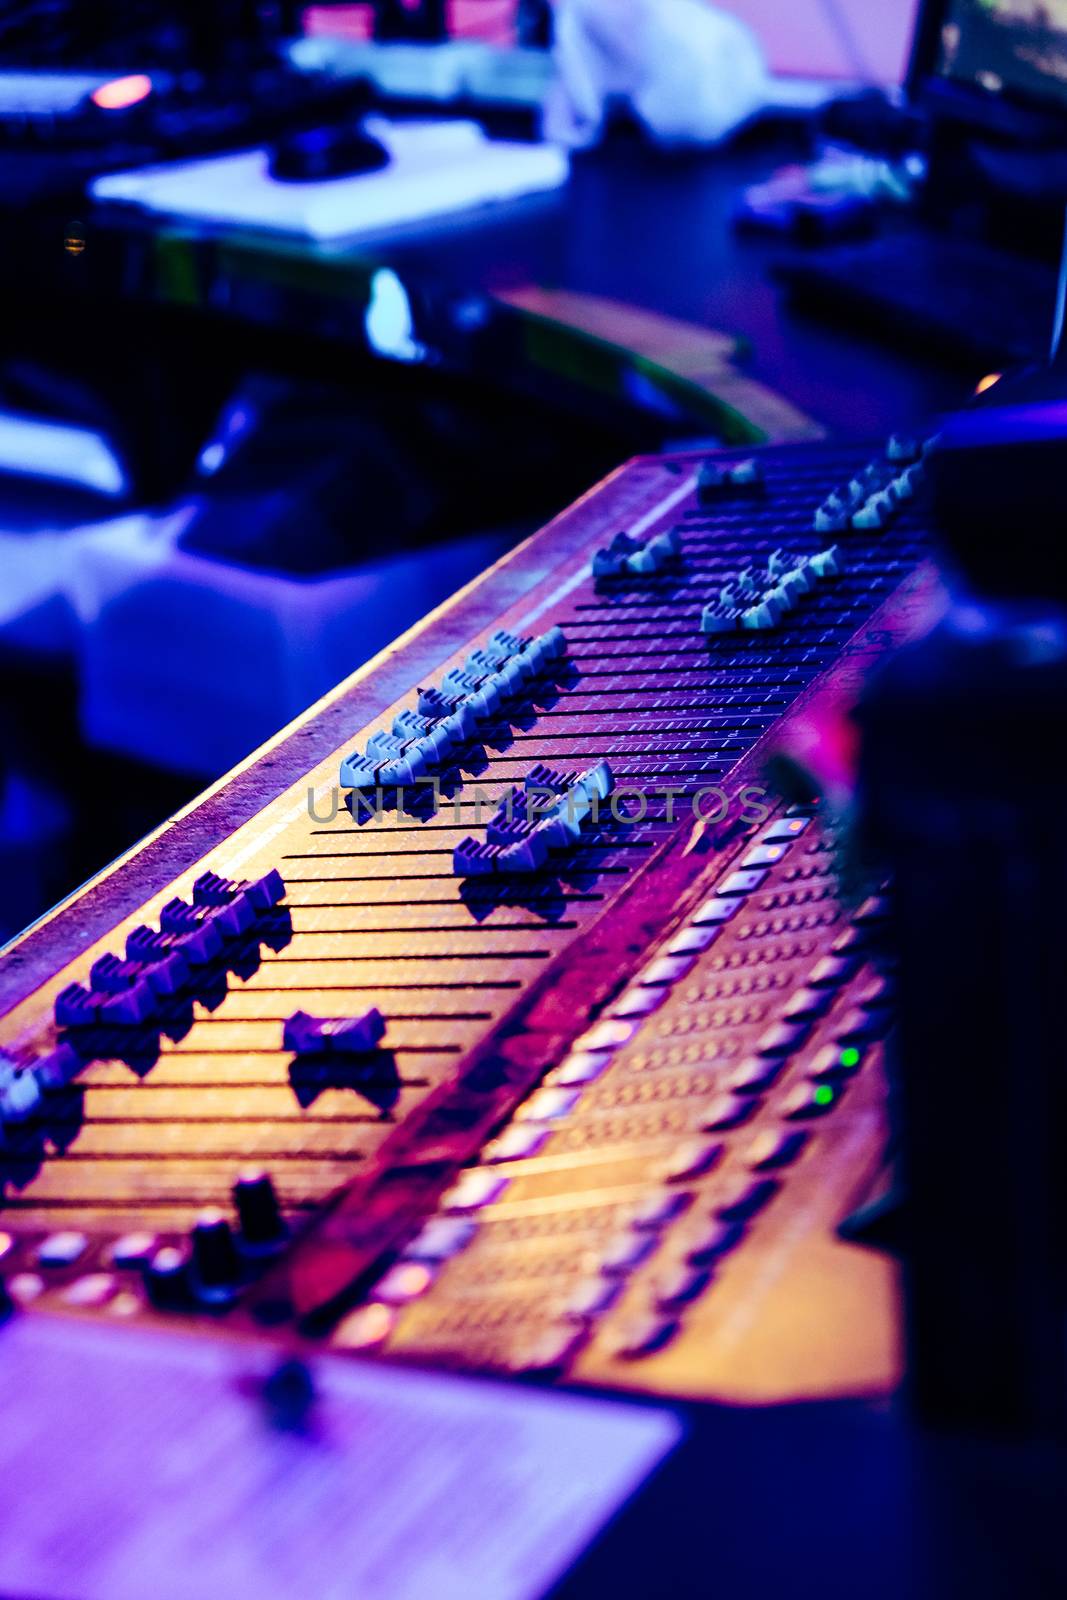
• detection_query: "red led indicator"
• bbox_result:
[91,74,153,111]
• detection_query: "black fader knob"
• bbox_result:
[144,1244,190,1310]
[189,1210,241,1303]
[233,1170,286,1254]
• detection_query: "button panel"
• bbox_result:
[373,805,895,1386]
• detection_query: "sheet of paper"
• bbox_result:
[0,1315,680,1600]
[91,119,569,241]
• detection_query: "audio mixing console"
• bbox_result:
[0,433,937,1404]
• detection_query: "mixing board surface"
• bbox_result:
[0,435,934,1402]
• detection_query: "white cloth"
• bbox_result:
[546,0,768,148]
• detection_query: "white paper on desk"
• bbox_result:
[0,1316,681,1600]
[90,117,569,241]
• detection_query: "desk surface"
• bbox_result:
[86,133,967,443]
[380,138,968,435]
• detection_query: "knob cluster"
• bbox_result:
[143,1170,286,1310]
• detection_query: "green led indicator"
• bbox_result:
[813,1085,835,1107]
[839,1046,861,1070]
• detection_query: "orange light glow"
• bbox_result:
[91,74,153,111]
[386,1263,433,1301]
[975,372,1002,395]
[333,1302,395,1349]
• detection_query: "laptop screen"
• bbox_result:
[937,0,1067,109]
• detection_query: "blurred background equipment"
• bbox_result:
[860,368,1067,1434]
[545,0,769,149]
[778,0,1067,369]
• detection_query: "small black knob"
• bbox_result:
[144,1244,190,1310]
[234,1171,286,1253]
[190,1210,240,1302]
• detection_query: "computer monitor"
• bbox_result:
[917,0,1067,114]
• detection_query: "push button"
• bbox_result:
[109,1232,158,1268]
[547,1051,612,1087]
[764,816,811,843]
[808,1043,864,1080]
[575,1019,637,1053]
[715,1176,779,1221]
[405,1218,476,1261]
[664,1139,724,1182]
[374,1261,436,1305]
[718,869,768,896]
[654,1266,712,1312]
[725,1056,786,1094]
[63,1273,117,1309]
[667,925,722,955]
[834,1008,888,1045]
[740,843,789,869]
[782,1081,840,1119]
[565,1278,622,1319]
[701,1094,755,1132]
[755,1020,809,1057]
[517,1086,581,1123]
[858,975,895,1009]
[333,1303,395,1351]
[745,1128,810,1170]
[692,896,741,926]
[521,1325,588,1375]
[440,1171,509,1211]
[631,1190,693,1230]
[37,1231,88,1268]
[483,1125,549,1163]
[639,954,696,986]
[685,1218,745,1264]
[612,1315,679,1360]
[599,1232,659,1276]
[782,986,832,1021]
[854,894,890,924]
[809,954,860,987]
[611,987,668,1019]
